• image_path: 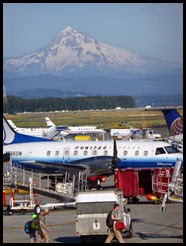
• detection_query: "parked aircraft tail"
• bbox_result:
[45,117,56,128]
[3,116,53,145]
[162,109,183,136]
[7,119,17,129]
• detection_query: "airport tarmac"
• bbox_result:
[3,175,183,243]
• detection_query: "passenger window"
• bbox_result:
[104,150,108,156]
[123,150,128,156]
[103,146,107,149]
[84,150,88,156]
[64,150,69,156]
[135,151,139,156]
[46,151,51,156]
[144,151,148,156]
[55,151,59,156]
[74,150,78,156]
[93,150,97,156]
[80,146,84,150]
[155,148,166,155]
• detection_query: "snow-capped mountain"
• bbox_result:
[3,26,182,97]
[4,26,147,76]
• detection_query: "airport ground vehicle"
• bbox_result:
[75,190,132,243]
[115,167,175,203]
[141,128,161,139]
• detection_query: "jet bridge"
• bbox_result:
[3,158,88,203]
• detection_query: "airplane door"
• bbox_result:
[63,148,70,163]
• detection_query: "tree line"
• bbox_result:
[3,95,135,113]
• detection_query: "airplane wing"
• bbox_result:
[17,154,116,177]
[19,160,88,171]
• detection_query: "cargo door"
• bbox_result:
[115,169,139,198]
[138,170,153,195]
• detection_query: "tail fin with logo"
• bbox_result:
[162,109,183,136]
[3,116,53,145]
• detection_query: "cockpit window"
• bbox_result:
[155,147,166,155]
[164,146,181,154]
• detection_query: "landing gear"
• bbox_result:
[87,179,102,190]
[127,197,139,204]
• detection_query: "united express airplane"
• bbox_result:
[7,119,69,139]
[3,116,183,178]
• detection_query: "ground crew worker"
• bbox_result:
[29,214,37,243]
[105,203,125,243]
[37,208,51,243]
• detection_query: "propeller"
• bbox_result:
[112,139,120,170]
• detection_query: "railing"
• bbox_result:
[3,161,88,198]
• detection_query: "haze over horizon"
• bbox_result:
[3,3,183,64]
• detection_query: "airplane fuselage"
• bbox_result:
[4,140,183,175]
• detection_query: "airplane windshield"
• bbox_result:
[164,146,181,154]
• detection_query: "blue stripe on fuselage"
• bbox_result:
[11,155,183,172]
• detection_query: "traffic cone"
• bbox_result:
[3,187,7,206]
[33,191,37,197]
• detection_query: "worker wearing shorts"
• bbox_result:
[37,208,50,243]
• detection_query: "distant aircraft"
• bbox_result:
[3,116,183,180]
[7,119,69,139]
[45,117,106,136]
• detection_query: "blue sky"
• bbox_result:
[3,3,183,63]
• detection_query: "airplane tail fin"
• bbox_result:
[162,109,183,136]
[45,117,56,128]
[7,119,17,129]
[3,116,53,145]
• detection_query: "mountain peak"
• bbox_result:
[64,26,73,31]
[4,26,168,77]
[60,26,74,35]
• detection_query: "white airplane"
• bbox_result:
[7,119,69,139]
[45,117,106,136]
[3,116,183,179]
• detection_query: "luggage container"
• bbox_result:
[115,168,174,202]
[75,190,132,243]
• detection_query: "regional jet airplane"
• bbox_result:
[3,116,183,179]
[7,119,69,139]
[45,117,106,136]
